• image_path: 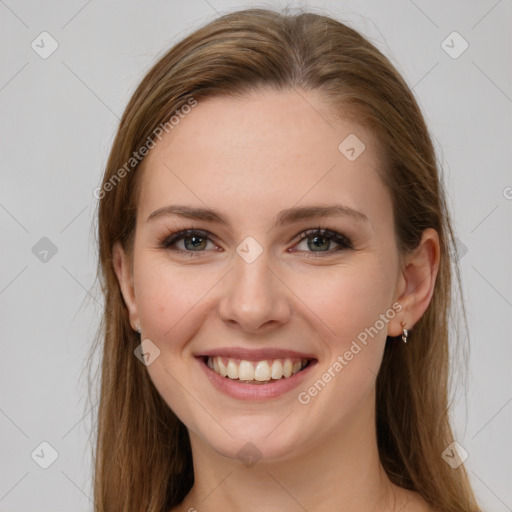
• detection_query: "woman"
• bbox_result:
[90,7,481,511]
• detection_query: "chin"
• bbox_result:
[192,416,308,465]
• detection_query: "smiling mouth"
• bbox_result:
[203,356,313,384]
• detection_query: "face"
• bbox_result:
[115,88,407,463]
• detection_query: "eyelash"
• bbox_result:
[158,226,353,258]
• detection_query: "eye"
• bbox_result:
[291,228,353,256]
[160,229,218,254]
[159,227,353,257]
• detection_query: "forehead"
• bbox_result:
[137,88,391,229]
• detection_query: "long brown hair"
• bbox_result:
[87,7,480,511]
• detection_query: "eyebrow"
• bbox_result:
[146,203,369,226]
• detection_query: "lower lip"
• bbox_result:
[196,357,317,401]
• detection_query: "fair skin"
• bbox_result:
[113,88,439,511]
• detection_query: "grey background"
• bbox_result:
[1,0,511,510]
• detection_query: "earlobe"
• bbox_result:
[112,241,139,330]
[390,228,440,337]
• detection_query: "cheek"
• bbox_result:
[295,265,393,413]
[291,258,395,406]
[133,256,217,351]
[132,258,217,427]
[292,259,394,344]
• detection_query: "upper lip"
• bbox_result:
[195,347,317,361]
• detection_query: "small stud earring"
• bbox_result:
[400,321,408,344]
[135,325,141,334]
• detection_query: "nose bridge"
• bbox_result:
[218,242,291,331]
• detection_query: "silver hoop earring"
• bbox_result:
[400,322,408,344]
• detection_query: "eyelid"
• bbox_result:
[291,227,353,249]
[159,227,353,254]
[160,229,219,249]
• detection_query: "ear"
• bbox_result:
[112,241,139,332]
[388,228,440,336]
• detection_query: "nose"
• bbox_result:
[217,250,292,333]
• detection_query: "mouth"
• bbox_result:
[201,355,313,385]
[195,348,318,400]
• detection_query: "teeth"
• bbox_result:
[283,359,293,378]
[227,359,238,379]
[218,358,228,377]
[254,361,270,381]
[206,356,309,382]
[271,360,283,379]
[239,360,255,381]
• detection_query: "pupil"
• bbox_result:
[309,235,329,251]
[185,235,206,250]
